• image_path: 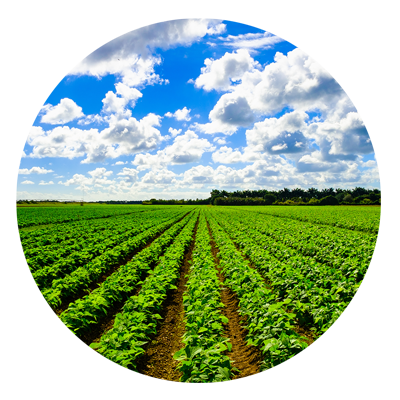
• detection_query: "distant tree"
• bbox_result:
[319,195,339,205]
[264,193,277,205]
[343,194,353,203]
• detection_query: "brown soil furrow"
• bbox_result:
[206,220,262,380]
[136,217,199,381]
[222,223,345,382]
[54,213,190,315]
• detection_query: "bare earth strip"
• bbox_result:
[54,212,190,315]
[136,218,199,381]
[225,227,345,382]
[206,220,262,380]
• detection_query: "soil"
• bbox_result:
[54,212,190,315]
[135,217,199,381]
[219,220,345,382]
[206,220,262,380]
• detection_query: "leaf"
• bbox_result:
[89,342,102,350]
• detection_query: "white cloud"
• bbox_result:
[38,180,54,185]
[168,127,182,137]
[213,137,227,145]
[132,130,215,170]
[194,94,255,134]
[194,49,259,92]
[165,107,191,121]
[41,98,84,125]
[102,83,142,114]
[21,180,34,184]
[26,113,162,164]
[141,169,177,185]
[245,110,309,155]
[218,32,283,51]
[18,166,54,174]
[59,168,114,190]
[69,19,225,88]
[113,161,127,165]
[212,146,244,164]
[16,93,33,121]
[117,167,139,183]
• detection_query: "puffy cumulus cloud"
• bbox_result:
[16,93,33,121]
[38,180,54,185]
[19,166,54,174]
[168,127,182,137]
[141,169,177,185]
[245,111,309,155]
[193,49,259,92]
[194,48,352,135]
[132,130,215,170]
[26,113,162,164]
[218,32,283,51]
[102,83,142,114]
[212,146,244,164]
[41,98,84,125]
[194,94,255,134]
[59,168,115,190]
[69,19,225,87]
[21,180,34,185]
[307,110,372,158]
[213,137,227,145]
[165,107,192,121]
[113,161,127,165]
[117,167,139,183]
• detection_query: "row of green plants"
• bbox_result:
[17,204,148,229]
[215,209,380,310]
[42,210,191,308]
[211,210,366,335]
[224,208,376,267]
[206,210,309,371]
[174,212,232,382]
[60,211,196,337]
[31,211,180,288]
[90,211,199,369]
[28,211,169,277]
[20,208,159,253]
[236,205,380,234]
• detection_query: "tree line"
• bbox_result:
[210,187,381,206]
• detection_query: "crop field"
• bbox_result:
[18,204,380,382]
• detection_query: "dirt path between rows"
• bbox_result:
[135,218,199,381]
[55,213,191,316]
[206,221,262,380]
[220,220,345,382]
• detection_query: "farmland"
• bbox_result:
[18,204,380,382]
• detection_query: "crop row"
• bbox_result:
[31,210,182,287]
[211,210,358,335]
[206,210,308,371]
[42,210,190,308]
[234,205,380,234]
[17,205,149,229]
[60,211,196,337]
[28,211,171,274]
[91,210,199,369]
[174,211,232,383]
[21,210,159,256]
[218,208,375,268]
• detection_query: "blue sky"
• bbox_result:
[17,19,379,201]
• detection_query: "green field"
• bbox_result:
[18,204,379,382]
